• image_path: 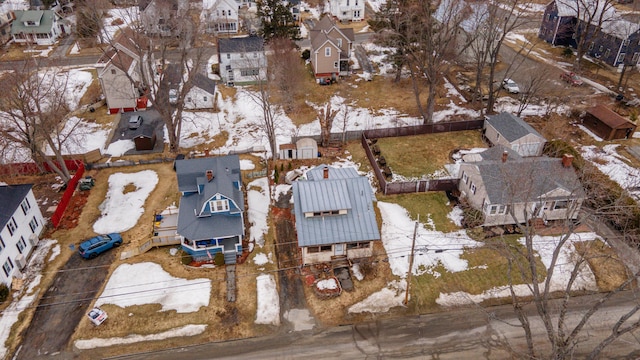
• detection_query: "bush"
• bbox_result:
[459,199,485,228]
[211,63,220,75]
[214,252,225,266]
[301,49,310,60]
[0,283,9,303]
[180,251,192,265]
[543,139,584,169]
[562,47,574,58]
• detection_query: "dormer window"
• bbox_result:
[210,199,229,213]
[25,21,36,26]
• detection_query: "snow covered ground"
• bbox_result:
[581,144,640,198]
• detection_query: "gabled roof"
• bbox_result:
[306,164,360,181]
[97,28,147,73]
[470,155,584,204]
[310,30,339,52]
[218,36,264,53]
[11,10,56,35]
[310,15,355,45]
[133,123,155,139]
[0,184,32,229]
[293,165,380,247]
[587,104,635,129]
[192,73,216,95]
[485,112,546,143]
[175,155,244,240]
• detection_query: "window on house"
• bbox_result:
[203,96,208,102]
[333,61,338,68]
[617,53,625,64]
[347,242,370,249]
[111,69,116,75]
[470,183,476,194]
[346,0,349,5]
[325,47,331,57]
[222,10,226,16]
[623,39,630,46]
[226,53,231,59]
[240,68,260,76]
[312,210,340,217]
[6,217,17,236]
[29,217,38,233]
[253,52,257,58]
[598,45,604,52]
[20,198,30,215]
[210,199,229,212]
[2,259,13,277]
[354,10,360,17]
[588,42,594,51]
[462,172,468,184]
[307,245,333,253]
[488,204,508,215]
[16,236,26,254]
[604,49,611,58]
[633,52,640,63]
[0,236,4,253]
[337,38,342,47]
[553,200,570,210]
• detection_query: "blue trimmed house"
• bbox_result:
[539,0,640,67]
[292,165,380,266]
[175,156,244,264]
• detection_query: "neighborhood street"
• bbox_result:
[99,290,640,360]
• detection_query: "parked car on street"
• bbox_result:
[169,89,178,105]
[128,115,143,130]
[560,72,583,86]
[502,78,520,94]
[87,307,108,326]
[79,233,123,259]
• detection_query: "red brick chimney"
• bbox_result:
[502,151,508,163]
[323,167,329,179]
[206,169,214,182]
[562,154,574,168]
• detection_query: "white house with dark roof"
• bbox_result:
[458,146,584,227]
[202,0,239,34]
[184,74,217,110]
[292,165,380,265]
[0,184,45,288]
[10,10,69,45]
[175,155,244,264]
[329,0,364,22]
[484,112,547,157]
[218,36,267,86]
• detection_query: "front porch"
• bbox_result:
[182,236,241,264]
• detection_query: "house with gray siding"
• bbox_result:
[458,146,584,227]
[484,112,546,157]
[175,155,244,264]
[292,165,380,265]
[218,36,267,86]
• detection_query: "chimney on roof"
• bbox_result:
[562,154,574,168]
[323,167,329,179]
[502,151,508,163]
[206,169,214,182]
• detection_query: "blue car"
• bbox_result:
[78,233,123,259]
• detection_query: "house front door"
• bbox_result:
[335,244,345,256]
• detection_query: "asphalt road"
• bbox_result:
[100,291,640,360]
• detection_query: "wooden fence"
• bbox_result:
[51,162,85,228]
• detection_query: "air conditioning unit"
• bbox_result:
[29,234,39,247]
[15,254,26,270]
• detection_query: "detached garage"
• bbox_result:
[133,124,157,151]
[484,112,546,157]
[582,104,636,140]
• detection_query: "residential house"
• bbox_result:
[328,0,364,22]
[458,146,584,227]
[163,64,216,109]
[175,155,244,264]
[288,0,301,22]
[202,0,239,34]
[484,112,547,157]
[10,10,69,45]
[0,12,15,46]
[309,16,354,83]
[139,0,189,37]
[218,36,267,86]
[96,28,151,114]
[0,184,45,288]
[292,165,380,266]
[582,104,636,140]
[539,0,640,67]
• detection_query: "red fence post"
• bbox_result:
[51,163,85,228]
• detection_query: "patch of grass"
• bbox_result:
[376,130,485,178]
[574,240,629,292]
[122,183,138,194]
[379,192,459,233]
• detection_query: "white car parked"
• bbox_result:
[87,307,108,326]
[502,78,520,94]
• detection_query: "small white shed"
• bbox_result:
[484,112,546,157]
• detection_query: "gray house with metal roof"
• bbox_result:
[484,112,547,157]
[458,146,584,226]
[11,10,69,46]
[175,155,244,264]
[218,36,266,86]
[293,165,380,265]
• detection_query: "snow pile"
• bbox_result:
[253,253,269,266]
[255,274,280,325]
[316,278,339,290]
[93,170,159,234]
[447,206,464,227]
[104,140,136,157]
[247,177,270,247]
[75,325,207,350]
[96,263,211,313]
[349,280,406,313]
[240,159,256,170]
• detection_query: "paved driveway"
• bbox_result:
[113,109,165,155]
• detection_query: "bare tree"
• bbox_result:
[244,80,280,161]
[268,37,305,112]
[515,66,553,117]
[318,103,338,147]
[0,62,77,182]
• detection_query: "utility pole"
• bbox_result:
[404,215,419,306]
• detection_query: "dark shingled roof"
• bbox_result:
[218,36,264,53]
[0,184,32,229]
[192,73,216,95]
[485,112,545,142]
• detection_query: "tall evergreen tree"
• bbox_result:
[256,0,300,41]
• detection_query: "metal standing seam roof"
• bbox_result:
[0,184,32,229]
[175,155,244,240]
[306,165,360,181]
[485,112,545,143]
[293,175,380,247]
[473,156,584,204]
[296,180,353,213]
[11,10,53,35]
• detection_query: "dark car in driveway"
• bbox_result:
[78,233,123,259]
